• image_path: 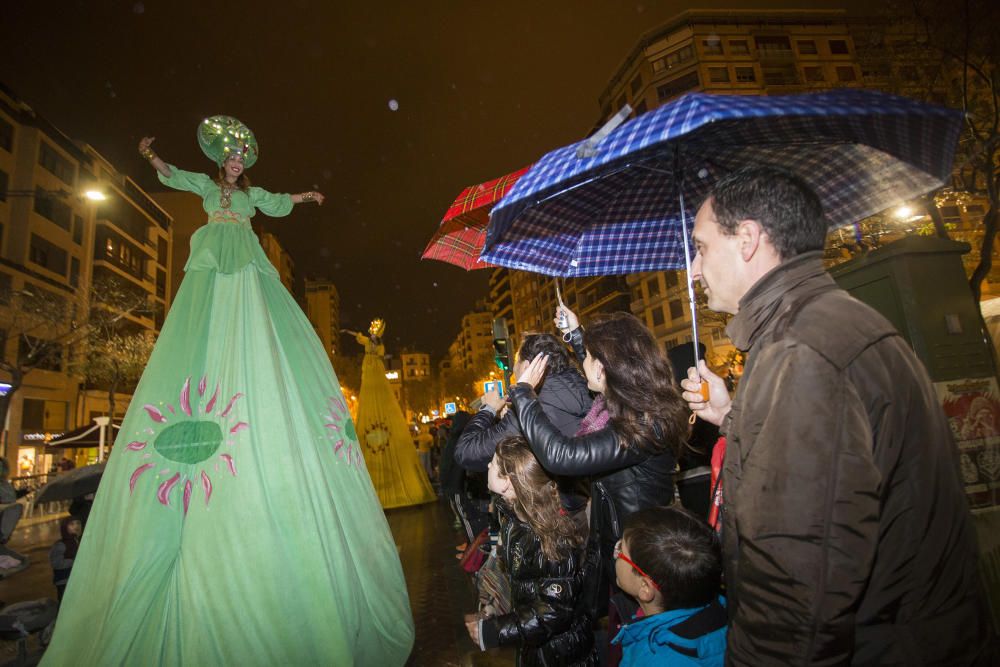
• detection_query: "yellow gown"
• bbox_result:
[355,333,436,508]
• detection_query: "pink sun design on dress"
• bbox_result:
[126,375,247,515]
[323,396,363,466]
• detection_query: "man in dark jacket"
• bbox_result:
[455,333,592,473]
[681,166,992,664]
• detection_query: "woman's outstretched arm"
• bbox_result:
[138,136,172,178]
[291,191,326,205]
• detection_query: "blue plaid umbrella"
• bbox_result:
[481,89,963,278]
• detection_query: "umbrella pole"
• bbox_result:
[679,189,701,371]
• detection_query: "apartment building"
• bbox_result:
[0,83,171,472]
[304,278,340,363]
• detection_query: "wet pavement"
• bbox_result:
[0,501,514,665]
[389,501,515,667]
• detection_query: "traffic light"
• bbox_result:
[493,337,512,372]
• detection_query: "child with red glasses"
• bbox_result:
[612,506,727,666]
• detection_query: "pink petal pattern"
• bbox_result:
[230,422,249,435]
[180,377,192,416]
[157,473,181,506]
[325,423,341,432]
[183,480,193,515]
[126,441,147,451]
[201,471,213,505]
[143,405,167,423]
[204,385,220,414]
[129,463,155,494]
[198,375,207,396]
[221,454,237,476]
[334,440,344,454]
[220,393,244,418]
[167,404,176,414]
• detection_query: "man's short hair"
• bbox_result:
[709,166,826,259]
[622,506,721,610]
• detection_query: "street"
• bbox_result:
[0,501,514,666]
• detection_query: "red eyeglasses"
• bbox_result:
[613,539,661,591]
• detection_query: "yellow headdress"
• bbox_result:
[368,318,386,338]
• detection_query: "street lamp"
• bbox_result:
[4,187,108,202]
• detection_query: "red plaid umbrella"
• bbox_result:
[422,166,530,270]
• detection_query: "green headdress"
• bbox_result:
[197,115,259,169]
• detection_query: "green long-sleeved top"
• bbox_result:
[158,164,294,275]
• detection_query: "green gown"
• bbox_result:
[42,166,414,666]
[353,334,436,509]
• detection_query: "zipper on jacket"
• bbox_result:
[594,481,620,538]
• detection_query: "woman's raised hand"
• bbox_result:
[517,353,549,390]
[553,304,580,334]
[138,136,155,153]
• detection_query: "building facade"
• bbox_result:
[489,268,515,340]
[0,83,172,474]
[79,145,173,425]
[257,231,295,295]
[596,9,862,367]
[400,351,431,383]
[304,278,340,364]
[447,307,493,372]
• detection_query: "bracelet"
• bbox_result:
[301,192,314,202]
[140,147,156,161]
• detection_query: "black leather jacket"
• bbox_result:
[509,383,676,567]
[480,502,596,666]
[455,369,592,473]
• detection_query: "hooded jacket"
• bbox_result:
[720,252,990,665]
[612,597,727,666]
[455,368,592,472]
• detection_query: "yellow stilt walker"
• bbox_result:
[350,319,436,509]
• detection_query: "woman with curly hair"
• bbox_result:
[465,436,596,665]
[511,305,688,631]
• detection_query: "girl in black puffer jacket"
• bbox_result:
[512,308,689,628]
[464,436,597,666]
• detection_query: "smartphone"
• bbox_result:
[483,381,504,398]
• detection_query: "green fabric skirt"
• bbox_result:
[42,222,414,666]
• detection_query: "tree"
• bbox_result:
[332,352,363,397]
[442,366,479,404]
[403,378,438,416]
[0,285,85,455]
[76,332,154,422]
[0,276,152,457]
[882,0,1000,299]
[72,275,156,422]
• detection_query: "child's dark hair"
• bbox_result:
[622,506,721,610]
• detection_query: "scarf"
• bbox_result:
[576,395,610,436]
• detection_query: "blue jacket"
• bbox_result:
[612,597,727,666]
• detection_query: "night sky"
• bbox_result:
[1,0,861,358]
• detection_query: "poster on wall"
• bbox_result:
[935,376,1000,509]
